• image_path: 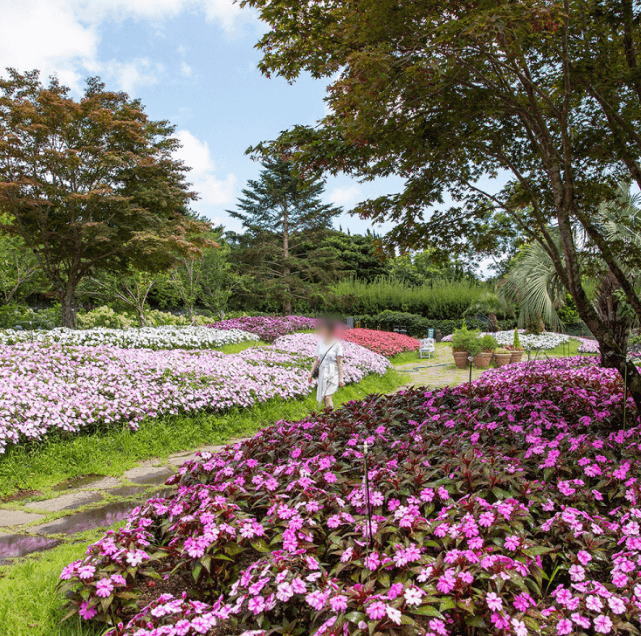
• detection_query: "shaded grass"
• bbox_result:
[0,369,403,498]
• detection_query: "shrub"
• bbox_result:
[77,306,133,329]
[451,325,482,355]
[513,327,522,350]
[354,311,515,338]
[479,334,497,352]
[59,358,641,635]
[330,278,492,319]
[0,304,61,330]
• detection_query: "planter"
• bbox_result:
[452,351,470,369]
[510,350,524,364]
[494,353,512,367]
[473,352,493,369]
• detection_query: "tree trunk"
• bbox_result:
[60,286,77,329]
[554,203,641,414]
[137,306,146,327]
[282,202,292,315]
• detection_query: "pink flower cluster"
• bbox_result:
[209,315,319,342]
[0,333,388,451]
[59,358,641,635]
[340,328,420,357]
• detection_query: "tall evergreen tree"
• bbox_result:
[227,158,341,313]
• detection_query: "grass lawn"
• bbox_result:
[0,539,104,636]
[0,369,404,498]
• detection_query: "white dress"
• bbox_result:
[315,338,344,403]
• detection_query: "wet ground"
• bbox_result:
[0,444,230,567]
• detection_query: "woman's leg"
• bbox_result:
[324,395,333,409]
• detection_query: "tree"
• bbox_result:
[0,69,203,328]
[321,230,389,282]
[0,214,44,304]
[243,0,641,411]
[227,158,341,313]
[80,269,161,327]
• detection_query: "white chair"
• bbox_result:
[419,337,435,359]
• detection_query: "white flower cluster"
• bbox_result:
[491,330,571,351]
[0,326,259,350]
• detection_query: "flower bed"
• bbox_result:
[577,338,600,354]
[209,315,319,342]
[60,358,641,635]
[443,329,571,351]
[0,334,388,452]
[341,328,421,357]
[0,326,258,350]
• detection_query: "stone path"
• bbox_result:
[0,442,247,567]
[393,343,487,388]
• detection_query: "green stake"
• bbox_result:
[623,362,628,430]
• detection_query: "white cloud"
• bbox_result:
[174,130,236,208]
[329,185,361,208]
[0,0,247,93]
[180,61,192,77]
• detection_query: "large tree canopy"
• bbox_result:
[0,69,206,327]
[244,0,641,410]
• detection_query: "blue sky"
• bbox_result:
[1,0,405,235]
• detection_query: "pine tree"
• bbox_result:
[227,158,341,313]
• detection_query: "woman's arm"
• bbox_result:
[337,355,344,387]
[308,357,320,383]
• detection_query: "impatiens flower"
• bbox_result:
[594,615,613,634]
[79,602,97,620]
[404,587,423,606]
[366,601,386,620]
[248,596,265,615]
[486,592,503,612]
[330,595,348,612]
[557,618,573,635]
[95,578,114,598]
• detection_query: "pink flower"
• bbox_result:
[557,618,573,635]
[366,601,386,620]
[79,602,97,620]
[248,596,265,615]
[486,592,503,612]
[330,595,348,612]
[594,615,613,634]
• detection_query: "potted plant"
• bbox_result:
[451,325,481,369]
[506,328,524,363]
[474,334,497,368]
[494,347,512,367]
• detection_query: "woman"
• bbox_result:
[308,319,344,409]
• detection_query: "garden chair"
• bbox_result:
[419,337,435,359]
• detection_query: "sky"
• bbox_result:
[0,0,407,235]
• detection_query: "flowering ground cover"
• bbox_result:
[0,326,258,350]
[341,328,421,357]
[59,358,641,635]
[577,338,600,354]
[0,333,388,453]
[443,329,571,351]
[210,316,319,342]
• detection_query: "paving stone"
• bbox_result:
[31,501,138,535]
[0,510,45,527]
[0,533,62,565]
[30,491,103,513]
[124,466,174,486]
[88,477,121,490]
[106,486,148,498]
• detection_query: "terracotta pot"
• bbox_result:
[510,350,524,364]
[452,351,470,369]
[494,353,512,367]
[473,352,493,369]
